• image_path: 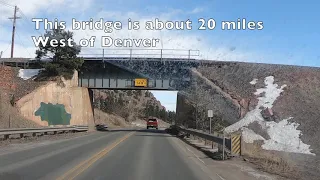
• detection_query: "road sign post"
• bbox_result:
[223,131,225,160]
[208,110,213,149]
[207,110,213,133]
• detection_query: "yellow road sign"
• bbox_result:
[135,78,147,87]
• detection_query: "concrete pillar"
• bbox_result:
[87,88,96,131]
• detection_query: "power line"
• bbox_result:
[0,0,15,8]
[2,4,41,58]
[1,42,11,54]
[8,17,33,57]
[17,9,43,36]
[15,28,33,57]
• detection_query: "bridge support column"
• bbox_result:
[88,89,96,131]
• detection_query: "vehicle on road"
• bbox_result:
[95,124,108,131]
[146,118,158,129]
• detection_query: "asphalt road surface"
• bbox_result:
[0,129,222,180]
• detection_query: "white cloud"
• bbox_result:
[67,15,261,61]
[18,69,42,80]
[0,1,265,62]
[190,7,204,14]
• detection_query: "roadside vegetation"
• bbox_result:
[93,90,176,124]
[34,26,84,80]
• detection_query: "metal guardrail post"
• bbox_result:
[210,117,213,149]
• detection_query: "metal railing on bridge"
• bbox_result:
[79,48,200,60]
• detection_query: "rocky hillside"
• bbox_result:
[177,61,320,180]
[93,89,176,123]
[0,66,42,128]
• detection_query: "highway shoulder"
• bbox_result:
[168,136,283,180]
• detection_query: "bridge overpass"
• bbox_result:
[0,49,202,90]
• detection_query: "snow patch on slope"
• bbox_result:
[18,69,42,80]
[225,76,286,133]
[262,118,313,154]
[224,76,315,155]
[250,78,258,85]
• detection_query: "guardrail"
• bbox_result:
[177,126,231,150]
[0,125,89,140]
[173,126,243,159]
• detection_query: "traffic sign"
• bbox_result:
[208,110,213,117]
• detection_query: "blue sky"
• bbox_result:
[150,90,177,112]
[0,0,319,111]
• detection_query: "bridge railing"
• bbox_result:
[79,48,200,60]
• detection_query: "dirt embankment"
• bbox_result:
[93,108,132,128]
[0,66,42,129]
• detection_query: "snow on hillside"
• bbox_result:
[18,69,42,80]
[250,78,258,85]
[224,76,315,155]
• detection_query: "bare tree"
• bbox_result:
[179,76,214,130]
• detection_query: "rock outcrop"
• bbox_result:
[177,61,320,180]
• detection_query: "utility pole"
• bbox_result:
[0,51,3,58]
[8,5,21,58]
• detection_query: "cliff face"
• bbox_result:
[196,62,320,152]
[176,61,320,180]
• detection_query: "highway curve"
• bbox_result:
[0,129,219,180]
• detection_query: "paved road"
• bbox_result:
[0,129,219,180]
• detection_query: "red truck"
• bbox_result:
[146,118,158,129]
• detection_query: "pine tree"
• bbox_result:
[35,26,84,79]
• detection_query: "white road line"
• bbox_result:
[175,139,228,180]
[186,147,205,164]
[185,147,226,180]
[216,173,226,180]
